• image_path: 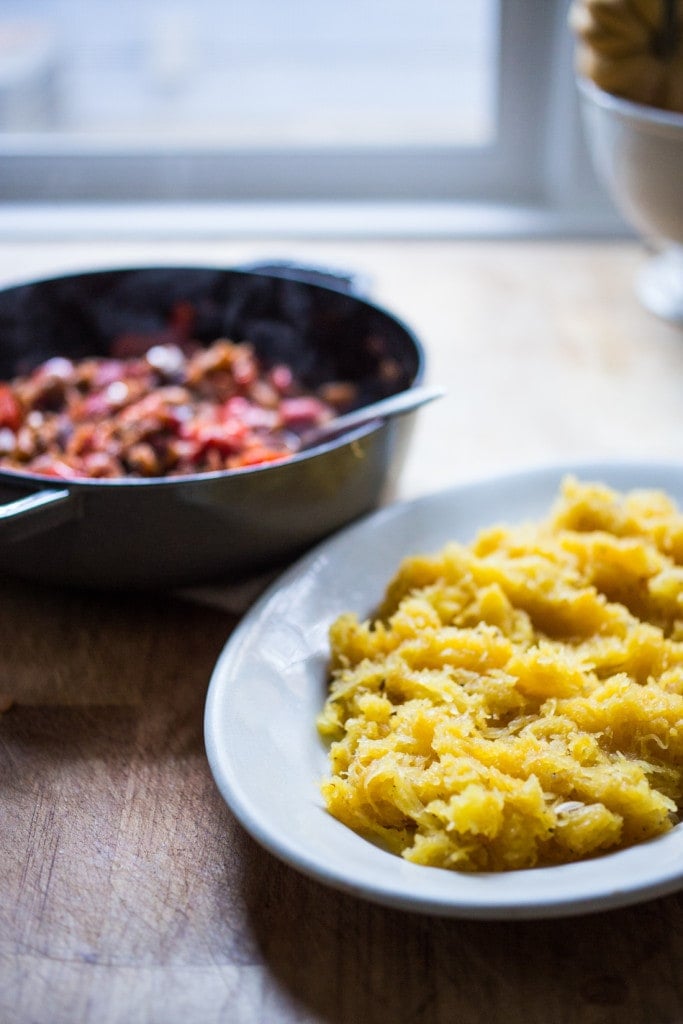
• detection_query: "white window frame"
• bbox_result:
[0,0,625,239]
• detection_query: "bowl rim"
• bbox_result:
[576,75,683,132]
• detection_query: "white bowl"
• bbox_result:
[578,76,683,323]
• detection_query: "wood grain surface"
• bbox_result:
[2,239,683,1024]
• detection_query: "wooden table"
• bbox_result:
[2,238,683,1024]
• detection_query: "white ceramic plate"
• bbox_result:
[204,461,683,919]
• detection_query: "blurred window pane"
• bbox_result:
[0,0,497,147]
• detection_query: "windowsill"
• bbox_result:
[0,200,629,241]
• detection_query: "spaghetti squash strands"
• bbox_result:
[317,478,683,872]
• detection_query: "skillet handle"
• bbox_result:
[233,260,373,299]
[0,487,79,544]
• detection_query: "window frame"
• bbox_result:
[0,0,624,237]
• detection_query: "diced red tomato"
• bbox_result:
[0,384,22,431]
[279,396,330,429]
[74,392,116,420]
[232,357,257,388]
[92,360,128,388]
[27,454,84,479]
[236,446,290,467]
[269,364,293,393]
[181,417,249,455]
[221,395,251,418]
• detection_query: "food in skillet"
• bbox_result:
[318,478,683,871]
[0,338,358,479]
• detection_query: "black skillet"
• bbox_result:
[0,263,424,588]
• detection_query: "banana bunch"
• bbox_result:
[569,0,683,111]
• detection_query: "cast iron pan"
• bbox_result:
[0,263,424,588]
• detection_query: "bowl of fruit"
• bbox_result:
[571,0,683,322]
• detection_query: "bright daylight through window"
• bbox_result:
[0,0,497,147]
[0,1,611,234]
